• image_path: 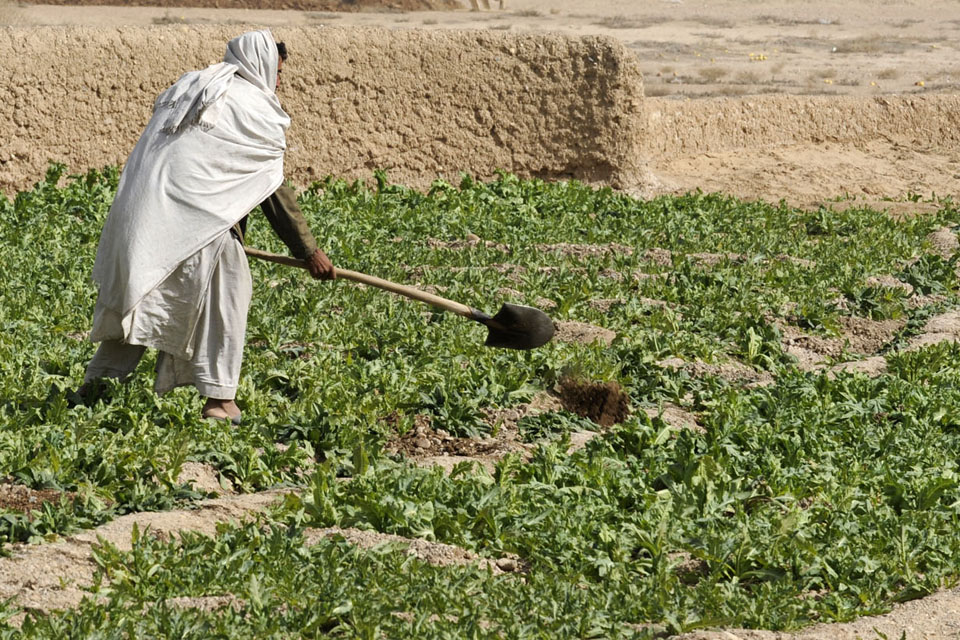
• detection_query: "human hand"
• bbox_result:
[305,248,336,280]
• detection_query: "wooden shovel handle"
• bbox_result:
[243,246,479,319]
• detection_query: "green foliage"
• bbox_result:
[2,167,960,636]
[515,410,595,442]
[899,253,959,295]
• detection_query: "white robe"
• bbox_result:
[86,232,252,398]
[86,30,288,395]
[90,29,287,354]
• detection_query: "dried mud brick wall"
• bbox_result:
[642,94,960,158]
[0,25,646,194]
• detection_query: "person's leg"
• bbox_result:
[72,339,147,404]
[84,340,147,383]
[154,236,252,422]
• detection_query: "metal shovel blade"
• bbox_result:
[480,303,556,350]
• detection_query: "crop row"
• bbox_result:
[0,165,959,636]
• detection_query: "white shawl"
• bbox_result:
[92,29,290,318]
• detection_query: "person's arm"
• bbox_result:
[260,186,335,280]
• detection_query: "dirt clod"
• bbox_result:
[553,321,617,346]
[175,462,234,495]
[557,377,630,427]
[670,551,709,584]
[926,226,959,259]
[838,315,904,354]
[0,481,73,515]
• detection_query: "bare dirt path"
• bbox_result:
[0,488,526,625]
[0,491,286,620]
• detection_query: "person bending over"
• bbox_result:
[80,30,334,424]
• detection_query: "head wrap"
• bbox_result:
[155,29,283,134]
[224,29,280,95]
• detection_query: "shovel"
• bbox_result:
[243,246,555,350]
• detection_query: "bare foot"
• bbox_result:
[202,398,242,424]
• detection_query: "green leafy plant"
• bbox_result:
[3,167,960,636]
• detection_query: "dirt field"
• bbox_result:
[3,1,960,638]
[9,0,956,98]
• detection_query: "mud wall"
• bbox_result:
[0,25,646,194]
[642,94,960,158]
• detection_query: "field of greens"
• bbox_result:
[2,164,960,637]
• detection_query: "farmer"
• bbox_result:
[78,29,334,424]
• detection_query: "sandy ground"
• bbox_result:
[5,0,959,99]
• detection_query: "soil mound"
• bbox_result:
[0,482,73,514]
[557,377,630,427]
[907,310,960,350]
[553,321,617,346]
[175,461,235,495]
[383,386,613,473]
[657,357,775,387]
[926,226,959,259]
[167,595,244,612]
[387,414,530,461]
[830,355,888,378]
[303,527,526,574]
[838,316,904,354]
[780,326,844,372]
[535,243,634,259]
[644,404,703,434]
[0,490,287,616]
